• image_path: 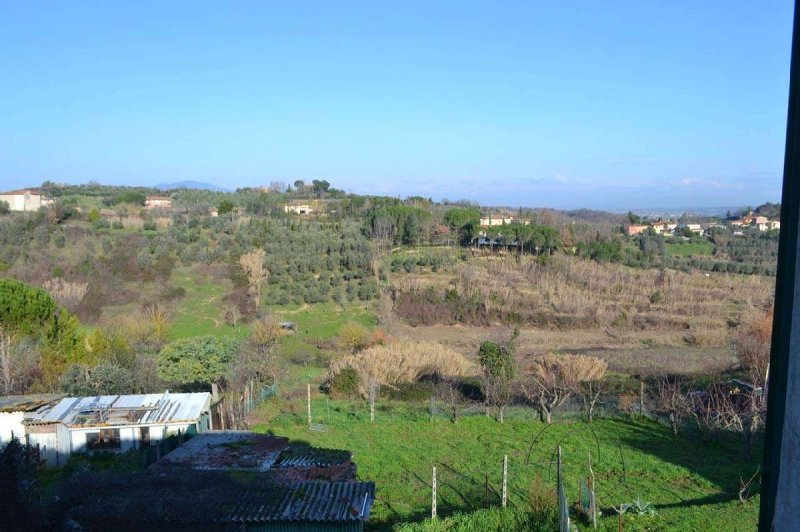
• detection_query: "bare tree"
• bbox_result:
[518,353,605,424]
[239,249,267,307]
[268,181,286,193]
[577,357,609,422]
[436,377,464,423]
[651,375,690,437]
[0,332,40,395]
[371,217,396,257]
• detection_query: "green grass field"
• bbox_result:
[168,267,250,340]
[169,268,376,341]
[666,240,715,258]
[253,401,760,531]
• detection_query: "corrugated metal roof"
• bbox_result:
[37,392,210,428]
[275,446,352,468]
[0,394,64,413]
[226,481,374,523]
[61,472,375,526]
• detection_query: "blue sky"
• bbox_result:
[0,1,793,209]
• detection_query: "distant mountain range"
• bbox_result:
[155,180,229,192]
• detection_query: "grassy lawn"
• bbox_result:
[253,401,760,531]
[168,267,250,340]
[168,267,376,342]
[273,302,376,358]
[666,240,714,258]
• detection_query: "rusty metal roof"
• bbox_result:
[0,394,64,413]
[151,431,289,471]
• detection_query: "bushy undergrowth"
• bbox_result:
[392,254,772,340]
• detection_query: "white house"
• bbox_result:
[284,203,313,214]
[145,195,172,208]
[21,392,213,466]
[0,395,64,447]
[0,188,51,211]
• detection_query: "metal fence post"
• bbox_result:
[502,454,508,508]
[432,466,437,519]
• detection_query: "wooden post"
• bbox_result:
[369,378,376,423]
[432,466,437,519]
[502,454,508,508]
[307,383,312,425]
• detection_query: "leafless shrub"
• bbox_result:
[42,278,89,312]
[436,378,464,423]
[0,335,41,395]
[650,375,690,437]
[224,305,241,328]
[518,353,607,423]
[328,341,477,397]
[250,313,282,346]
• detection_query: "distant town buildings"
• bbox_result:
[0,188,51,211]
[145,195,172,208]
[626,213,780,238]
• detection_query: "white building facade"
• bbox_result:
[0,392,213,467]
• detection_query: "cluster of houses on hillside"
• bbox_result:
[627,214,780,237]
[479,214,530,227]
[0,392,375,530]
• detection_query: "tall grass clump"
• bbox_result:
[328,341,477,397]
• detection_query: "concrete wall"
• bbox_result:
[0,192,44,211]
[0,412,25,444]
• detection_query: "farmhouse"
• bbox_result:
[284,203,313,214]
[22,391,213,466]
[145,195,172,208]
[626,224,649,236]
[0,188,51,211]
[682,223,703,235]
